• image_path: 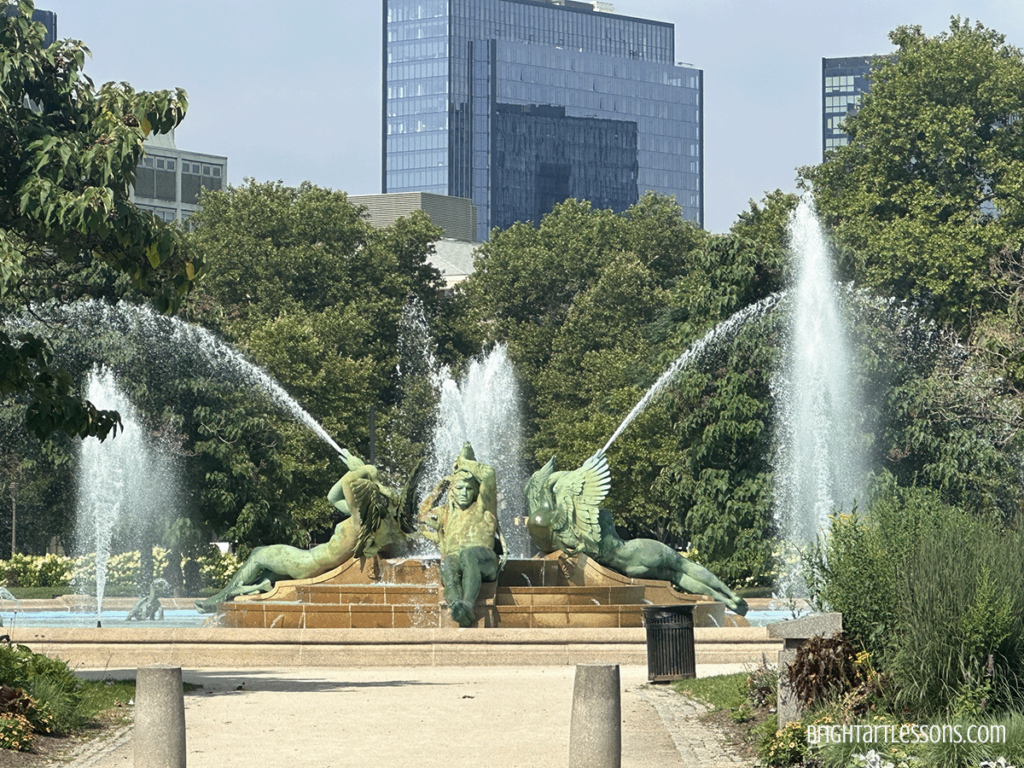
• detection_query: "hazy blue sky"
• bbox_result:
[43,1,1024,234]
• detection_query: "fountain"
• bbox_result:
[425,344,530,557]
[216,338,743,629]
[75,366,180,622]
[6,198,866,632]
[772,197,867,595]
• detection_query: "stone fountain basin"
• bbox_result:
[220,553,746,630]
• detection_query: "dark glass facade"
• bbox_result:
[822,56,875,157]
[2,6,57,47]
[384,0,702,240]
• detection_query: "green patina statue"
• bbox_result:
[128,578,171,621]
[525,451,748,616]
[419,443,506,628]
[195,450,419,613]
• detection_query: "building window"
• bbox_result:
[824,75,856,93]
[825,94,861,113]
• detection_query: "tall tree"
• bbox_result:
[181,180,454,549]
[1,1,200,439]
[803,18,1024,329]
[465,196,784,583]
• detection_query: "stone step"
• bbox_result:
[217,600,651,630]
[495,586,647,606]
[291,583,647,607]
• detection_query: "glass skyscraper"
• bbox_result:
[383,0,703,240]
[822,56,876,157]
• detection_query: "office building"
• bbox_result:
[383,0,703,240]
[1,5,57,46]
[822,56,876,156]
[130,130,227,225]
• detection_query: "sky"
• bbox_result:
[43,0,1024,234]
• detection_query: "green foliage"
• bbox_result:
[0,1,201,440]
[0,547,236,594]
[888,518,1024,716]
[730,190,799,252]
[0,552,71,587]
[757,719,808,767]
[803,18,1024,329]
[465,196,781,584]
[180,180,459,549]
[808,480,1024,717]
[0,643,83,735]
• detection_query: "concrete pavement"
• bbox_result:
[64,664,754,768]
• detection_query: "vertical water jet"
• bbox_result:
[76,367,179,618]
[773,197,866,593]
[425,345,530,557]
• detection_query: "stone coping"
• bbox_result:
[7,626,770,644]
[8,626,780,669]
[7,596,204,611]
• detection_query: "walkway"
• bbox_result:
[57,664,755,767]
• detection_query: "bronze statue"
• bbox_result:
[196,450,418,613]
[127,578,171,621]
[525,451,749,616]
[419,443,506,627]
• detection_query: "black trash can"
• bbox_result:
[642,604,696,683]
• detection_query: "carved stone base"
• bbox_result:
[215,553,743,629]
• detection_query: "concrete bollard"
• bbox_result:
[134,664,186,768]
[568,663,621,768]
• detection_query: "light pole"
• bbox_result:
[9,481,16,556]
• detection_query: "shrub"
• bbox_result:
[807,477,1024,718]
[747,656,778,708]
[0,713,33,752]
[888,518,1024,716]
[199,547,240,589]
[0,644,83,735]
[0,548,235,595]
[757,719,807,767]
[805,479,956,660]
[34,554,74,588]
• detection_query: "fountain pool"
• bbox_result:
[0,607,212,629]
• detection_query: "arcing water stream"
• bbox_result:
[11,300,344,456]
[601,292,783,453]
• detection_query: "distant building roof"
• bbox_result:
[430,239,478,288]
[350,192,478,244]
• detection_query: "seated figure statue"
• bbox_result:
[196,450,418,613]
[419,443,506,627]
[525,451,748,616]
[127,578,171,621]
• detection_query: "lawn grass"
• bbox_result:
[77,680,136,723]
[670,672,748,711]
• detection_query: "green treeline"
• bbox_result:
[3,14,1024,597]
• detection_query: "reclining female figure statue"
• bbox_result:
[196,450,418,613]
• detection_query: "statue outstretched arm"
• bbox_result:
[327,464,380,519]
[419,476,450,544]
